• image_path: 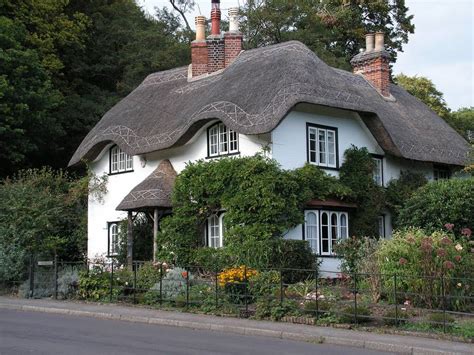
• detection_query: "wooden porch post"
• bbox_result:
[127,211,133,270]
[153,208,158,262]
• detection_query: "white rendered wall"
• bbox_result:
[88,121,269,259]
[271,104,435,272]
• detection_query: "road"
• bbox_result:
[0,309,392,354]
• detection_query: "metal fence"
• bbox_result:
[2,259,473,334]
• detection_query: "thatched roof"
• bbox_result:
[69,41,469,167]
[116,159,177,211]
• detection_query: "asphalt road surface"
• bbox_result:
[0,309,392,354]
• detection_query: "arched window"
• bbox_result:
[340,213,348,240]
[110,145,133,174]
[108,222,120,256]
[305,211,319,253]
[321,212,329,255]
[208,122,239,157]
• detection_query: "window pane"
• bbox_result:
[340,214,348,240]
[209,126,219,156]
[209,215,220,248]
[378,216,384,238]
[308,128,317,163]
[318,129,326,165]
[306,212,318,253]
[327,131,335,166]
[219,124,228,154]
[373,158,382,186]
[321,212,329,253]
[229,130,238,152]
[330,213,338,253]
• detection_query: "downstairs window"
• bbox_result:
[304,210,348,256]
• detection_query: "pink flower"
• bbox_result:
[399,257,408,266]
[436,248,447,257]
[454,255,462,262]
[443,261,454,270]
[461,228,472,238]
[444,223,454,231]
[440,236,452,245]
[403,300,411,306]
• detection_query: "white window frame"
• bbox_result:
[305,210,348,256]
[307,124,337,168]
[108,222,120,256]
[110,146,133,174]
[378,215,385,238]
[207,214,225,248]
[372,156,383,186]
[208,122,239,157]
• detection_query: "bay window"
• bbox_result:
[304,210,349,255]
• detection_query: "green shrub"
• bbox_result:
[382,308,410,326]
[135,262,162,291]
[255,299,301,321]
[192,247,233,272]
[249,270,280,299]
[398,177,473,235]
[427,312,455,328]
[338,304,372,323]
[377,228,473,310]
[303,300,332,317]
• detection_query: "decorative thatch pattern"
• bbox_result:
[116,159,177,211]
[69,41,469,167]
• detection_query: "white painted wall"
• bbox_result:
[87,122,269,259]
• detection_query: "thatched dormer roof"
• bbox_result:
[69,41,469,167]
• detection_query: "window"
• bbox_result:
[304,210,348,255]
[208,122,239,157]
[433,165,450,180]
[307,124,337,168]
[378,215,385,238]
[110,146,133,174]
[207,214,225,248]
[108,222,120,256]
[372,157,383,186]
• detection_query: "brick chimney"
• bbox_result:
[207,0,224,73]
[191,15,208,77]
[350,32,391,97]
[224,7,243,67]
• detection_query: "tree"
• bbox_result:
[394,74,451,119]
[240,0,414,70]
[449,107,474,141]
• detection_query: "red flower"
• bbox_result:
[461,228,472,238]
[443,261,454,270]
[436,248,447,257]
[444,223,454,231]
[181,271,188,278]
[454,255,462,262]
[399,257,408,266]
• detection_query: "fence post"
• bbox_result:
[244,265,248,314]
[315,267,319,321]
[159,263,163,306]
[393,273,398,326]
[54,253,58,300]
[185,267,190,309]
[353,272,358,324]
[133,263,137,304]
[109,260,114,303]
[215,264,219,310]
[279,268,283,306]
[28,254,34,299]
[441,275,446,333]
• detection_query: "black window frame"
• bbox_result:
[433,164,451,180]
[206,122,240,159]
[109,145,134,176]
[306,123,339,170]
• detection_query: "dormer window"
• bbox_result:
[110,145,133,174]
[207,122,239,158]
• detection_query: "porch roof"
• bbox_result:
[116,159,177,211]
[306,198,357,209]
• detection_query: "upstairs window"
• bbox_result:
[208,122,239,157]
[372,156,383,186]
[207,214,225,248]
[305,210,348,256]
[307,124,337,168]
[110,145,133,174]
[108,222,120,256]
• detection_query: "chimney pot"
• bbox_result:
[210,0,221,36]
[228,8,239,32]
[365,33,375,52]
[195,16,206,41]
[375,32,385,51]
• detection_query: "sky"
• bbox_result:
[139,0,473,110]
